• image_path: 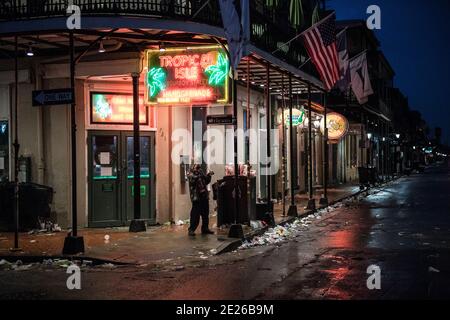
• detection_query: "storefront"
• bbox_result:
[0,27,323,230]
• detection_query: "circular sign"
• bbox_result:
[278,107,306,127]
[320,112,349,141]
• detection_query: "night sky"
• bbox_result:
[329,0,450,144]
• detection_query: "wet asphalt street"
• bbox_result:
[0,163,449,300]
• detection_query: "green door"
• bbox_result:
[88,132,121,227]
[88,131,156,227]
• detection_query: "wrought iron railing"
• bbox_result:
[0,0,311,70]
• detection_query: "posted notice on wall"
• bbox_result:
[100,166,113,177]
[100,152,111,165]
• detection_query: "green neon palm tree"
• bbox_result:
[266,0,278,7]
[289,0,304,30]
[205,53,229,86]
[147,67,167,98]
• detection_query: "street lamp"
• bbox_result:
[367,133,372,140]
[26,45,34,57]
[98,40,106,53]
[395,133,401,139]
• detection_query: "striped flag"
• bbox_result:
[301,13,340,91]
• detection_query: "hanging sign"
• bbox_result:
[91,92,148,125]
[320,112,349,143]
[144,45,230,105]
[278,107,306,127]
[206,114,235,125]
[32,88,74,106]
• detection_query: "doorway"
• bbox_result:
[88,130,156,227]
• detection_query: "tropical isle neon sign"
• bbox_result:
[145,46,230,105]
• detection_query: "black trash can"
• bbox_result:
[0,182,53,231]
[217,176,256,227]
[358,167,370,189]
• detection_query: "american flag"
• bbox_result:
[301,13,340,91]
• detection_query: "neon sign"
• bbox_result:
[145,46,230,105]
[91,93,148,125]
[320,112,349,142]
[278,107,306,127]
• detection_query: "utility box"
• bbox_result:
[216,176,256,227]
[18,156,32,183]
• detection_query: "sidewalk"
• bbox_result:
[274,183,361,224]
[0,183,362,265]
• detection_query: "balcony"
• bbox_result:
[0,0,308,70]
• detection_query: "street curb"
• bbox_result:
[0,255,134,266]
[215,179,397,255]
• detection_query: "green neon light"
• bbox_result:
[284,107,306,127]
[147,67,167,97]
[204,52,229,86]
[127,174,150,179]
[131,185,147,196]
[93,176,117,180]
[93,94,112,120]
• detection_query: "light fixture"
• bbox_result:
[382,137,386,142]
[413,146,416,150]
[395,133,401,139]
[313,120,320,129]
[367,133,373,140]
[98,40,106,53]
[26,45,34,57]
[159,43,166,52]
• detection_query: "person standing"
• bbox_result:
[188,164,214,236]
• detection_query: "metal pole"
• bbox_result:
[233,69,239,224]
[11,36,20,251]
[287,76,297,217]
[133,73,141,219]
[320,92,328,206]
[246,59,250,161]
[246,59,251,219]
[281,74,286,217]
[307,83,315,210]
[63,32,85,254]
[129,73,146,232]
[69,32,77,237]
[265,63,271,212]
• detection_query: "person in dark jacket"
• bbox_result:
[188,164,214,236]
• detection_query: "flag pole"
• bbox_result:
[349,49,369,62]
[272,12,336,55]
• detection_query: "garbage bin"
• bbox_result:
[0,182,53,231]
[217,176,256,227]
[358,167,370,189]
[368,168,379,185]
